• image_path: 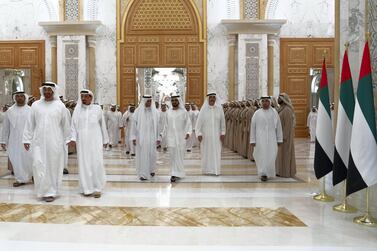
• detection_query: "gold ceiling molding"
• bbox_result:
[118,0,205,42]
[130,0,195,32]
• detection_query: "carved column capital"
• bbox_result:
[50,36,57,47]
[227,34,237,46]
[87,36,97,48]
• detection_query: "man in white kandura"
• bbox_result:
[1,91,33,187]
[0,106,5,142]
[122,104,136,156]
[250,96,283,182]
[70,89,109,198]
[190,103,200,147]
[185,103,193,152]
[106,104,122,148]
[22,82,71,202]
[116,105,122,144]
[163,95,192,182]
[195,93,226,176]
[159,103,168,152]
[131,95,160,181]
[307,106,318,142]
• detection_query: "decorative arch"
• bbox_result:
[42,0,58,20]
[117,0,206,108]
[265,0,279,19]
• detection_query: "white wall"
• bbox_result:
[266,0,335,37]
[84,0,117,105]
[0,0,59,82]
[207,0,239,103]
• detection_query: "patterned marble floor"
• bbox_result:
[0,139,376,251]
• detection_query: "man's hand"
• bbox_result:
[24,143,30,151]
[185,134,190,140]
[198,135,203,142]
[1,144,6,151]
[156,140,161,145]
[133,139,136,146]
[220,135,225,143]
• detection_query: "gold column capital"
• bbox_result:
[87,35,96,48]
[228,34,237,46]
[50,36,57,47]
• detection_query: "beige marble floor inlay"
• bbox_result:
[0,203,306,227]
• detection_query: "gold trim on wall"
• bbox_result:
[259,0,268,19]
[202,0,207,97]
[240,0,245,19]
[59,0,65,21]
[268,44,274,96]
[79,0,83,21]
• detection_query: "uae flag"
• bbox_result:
[346,42,377,196]
[314,59,334,179]
[333,49,355,186]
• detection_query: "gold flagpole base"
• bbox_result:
[313,192,334,202]
[353,213,377,227]
[333,202,357,213]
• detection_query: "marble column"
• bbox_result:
[222,20,285,100]
[57,35,87,101]
[50,36,57,83]
[267,42,273,96]
[339,0,366,89]
[334,0,340,124]
[87,35,96,96]
[336,0,377,211]
[268,35,280,96]
[367,0,377,112]
[228,35,237,101]
[238,34,268,100]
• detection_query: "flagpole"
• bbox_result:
[333,180,357,213]
[313,176,334,202]
[353,187,377,227]
[313,52,334,202]
[333,42,357,213]
[353,5,377,226]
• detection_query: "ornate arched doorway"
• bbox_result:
[117,0,207,108]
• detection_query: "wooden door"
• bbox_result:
[0,41,45,98]
[118,0,206,110]
[280,38,334,137]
